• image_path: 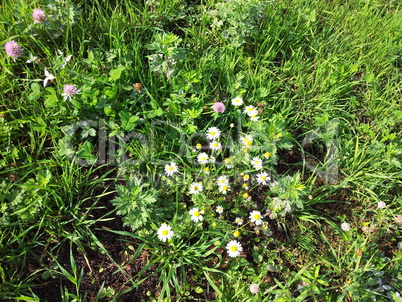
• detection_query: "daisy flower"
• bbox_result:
[219,185,230,194]
[250,113,259,122]
[216,206,223,214]
[189,182,203,195]
[231,96,243,107]
[209,156,216,163]
[251,157,263,171]
[210,141,222,151]
[244,105,257,116]
[157,223,174,242]
[249,210,263,225]
[206,127,221,140]
[256,172,270,185]
[224,158,233,169]
[197,152,209,164]
[217,175,229,187]
[241,135,253,147]
[226,240,243,257]
[235,217,243,225]
[189,207,204,222]
[164,162,178,177]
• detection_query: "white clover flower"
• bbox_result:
[341,222,351,231]
[244,105,257,116]
[235,217,243,225]
[251,157,263,171]
[197,152,209,164]
[210,141,222,151]
[249,284,260,294]
[157,223,174,242]
[226,240,243,257]
[216,206,223,214]
[231,96,243,107]
[250,210,263,225]
[206,127,221,140]
[377,201,386,209]
[189,182,203,195]
[189,207,204,222]
[256,172,270,185]
[164,162,178,177]
[219,184,230,195]
[217,175,229,187]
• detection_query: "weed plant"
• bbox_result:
[1,0,402,301]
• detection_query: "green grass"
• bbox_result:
[1,0,402,301]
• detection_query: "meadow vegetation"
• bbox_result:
[0,0,402,301]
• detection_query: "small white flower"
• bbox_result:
[251,157,263,171]
[231,96,243,107]
[216,206,223,214]
[197,152,209,164]
[217,175,229,187]
[249,284,260,294]
[164,162,178,177]
[26,53,38,64]
[241,135,253,147]
[224,158,233,169]
[250,113,259,122]
[341,222,351,232]
[43,68,55,87]
[189,182,203,195]
[210,141,222,151]
[206,127,221,140]
[209,156,216,163]
[219,184,230,195]
[189,207,204,222]
[377,201,386,209]
[256,172,270,185]
[157,223,174,242]
[235,217,243,225]
[244,105,257,116]
[226,240,243,257]
[249,210,263,225]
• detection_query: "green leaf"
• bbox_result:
[28,83,41,101]
[109,65,126,81]
[44,87,58,108]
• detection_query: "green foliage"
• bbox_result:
[110,176,161,231]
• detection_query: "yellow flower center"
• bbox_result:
[210,131,215,136]
[222,186,227,191]
[242,183,248,188]
[243,193,249,198]
[204,167,209,172]
[231,245,238,252]
[169,166,174,171]
[193,186,198,191]
[162,230,168,236]
[196,143,201,149]
[265,152,271,158]
[194,211,200,217]
[254,214,260,220]
[261,176,266,180]
[246,141,252,146]
[233,231,240,237]
[244,175,250,180]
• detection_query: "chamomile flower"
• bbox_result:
[250,113,259,122]
[249,210,263,225]
[244,105,257,116]
[206,127,221,140]
[164,162,178,177]
[189,207,204,222]
[204,167,210,174]
[233,230,240,237]
[256,172,270,185]
[235,217,243,225]
[196,143,202,150]
[241,135,253,147]
[264,152,271,158]
[189,182,203,195]
[197,152,209,164]
[217,175,229,187]
[251,157,263,171]
[224,158,234,169]
[231,96,243,106]
[226,240,243,257]
[242,183,249,190]
[209,156,216,163]
[219,184,230,194]
[157,223,174,242]
[210,141,222,151]
[243,174,250,181]
[216,206,224,214]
